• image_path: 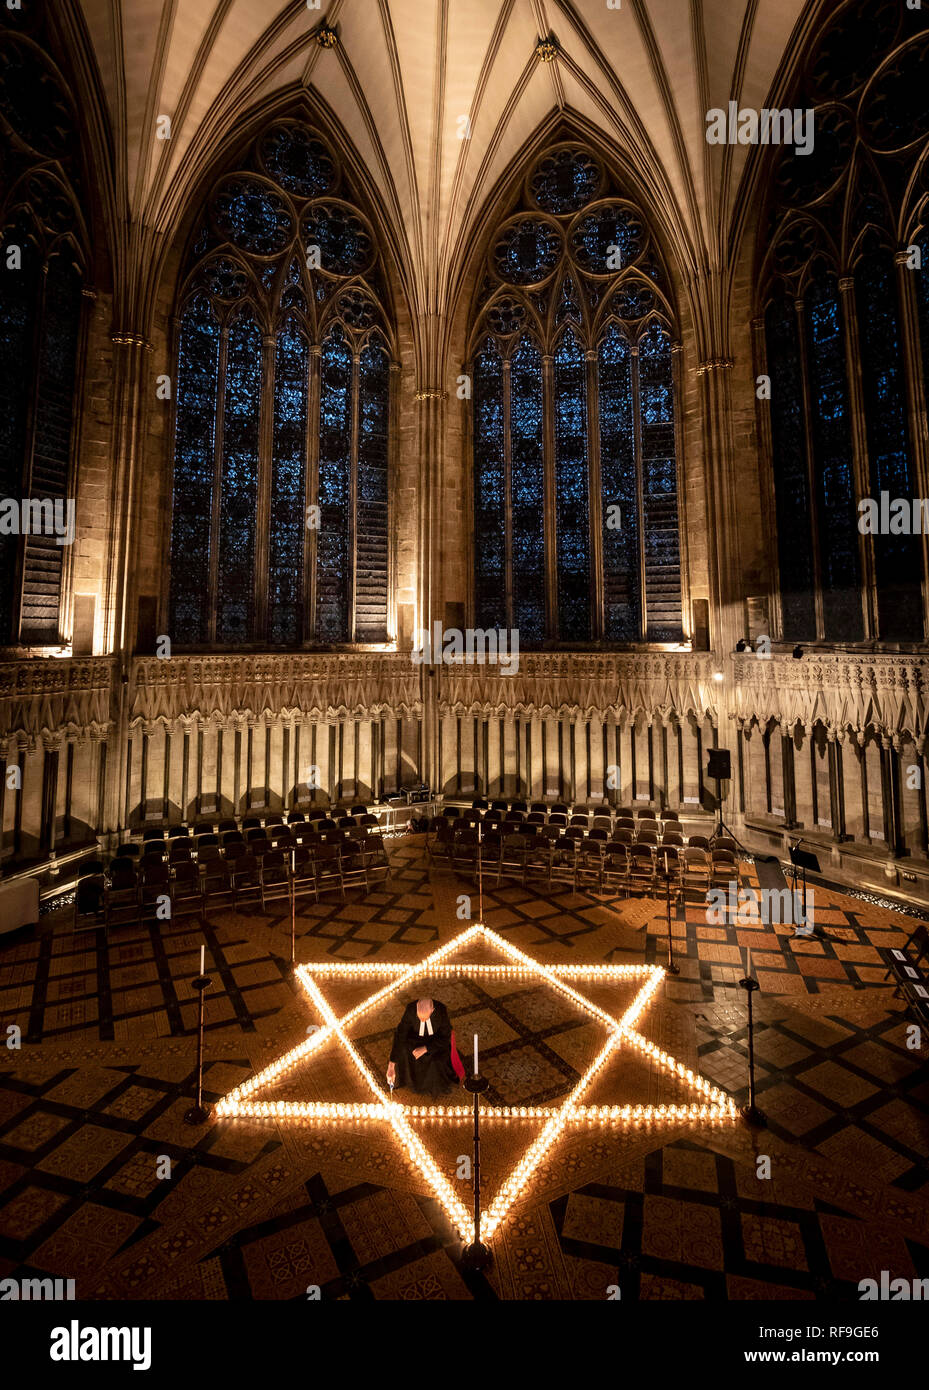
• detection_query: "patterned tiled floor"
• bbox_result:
[0,837,927,1300]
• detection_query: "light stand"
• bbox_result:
[709,770,749,852]
[663,851,680,975]
[738,972,766,1128]
[788,840,820,937]
[184,971,213,1125]
[460,1072,492,1273]
[290,845,296,966]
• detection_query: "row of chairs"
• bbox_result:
[446,832,737,897]
[74,829,391,932]
[467,799,681,821]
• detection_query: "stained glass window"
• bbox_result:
[169,118,391,647]
[761,2,929,642]
[0,13,86,648]
[855,248,921,640]
[471,144,683,645]
[553,331,591,640]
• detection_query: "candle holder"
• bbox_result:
[460,1073,493,1273]
[184,972,213,1126]
[738,974,766,1128]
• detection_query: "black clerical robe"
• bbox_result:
[389,1000,459,1098]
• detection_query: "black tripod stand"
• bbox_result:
[708,769,750,854]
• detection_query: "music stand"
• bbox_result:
[788,841,820,936]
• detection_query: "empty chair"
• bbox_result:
[615,807,633,819]
[713,836,738,854]
[548,812,567,827]
[471,798,488,810]
[314,843,345,901]
[615,817,636,832]
[73,861,106,932]
[202,856,234,913]
[168,842,193,864]
[192,820,215,836]
[549,838,578,892]
[307,808,328,823]
[511,800,528,813]
[109,855,137,875]
[443,805,460,819]
[168,826,190,841]
[592,816,613,833]
[503,809,525,824]
[340,838,369,892]
[662,809,681,823]
[551,803,569,816]
[224,840,247,862]
[360,813,381,836]
[610,827,634,847]
[143,828,165,845]
[491,799,508,811]
[661,829,685,847]
[497,833,528,885]
[637,829,660,848]
[266,813,285,827]
[588,826,608,841]
[687,834,710,850]
[218,819,238,833]
[602,846,629,895]
[569,815,589,830]
[526,811,546,826]
[627,845,657,894]
[637,819,661,836]
[680,847,711,895]
[484,809,503,823]
[564,825,586,844]
[636,808,657,820]
[287,811,306,825]
[451,828,481,875]
[196,832,218,851]
[119,842,140,859]
[317,818,337,832]
[222,829,244,847]
[246,826,266,842]
[105,866,140,929]
[361,832,391,885]
[242,816,262,831]
[541,823,563,844]
[350,804,368,816]
[576,839,604,893]
[530,802,548,815]
[171,861,204,920]
[230,852,261,909]
[198,843,221,867]
[338,815,359,829]
[710,849,738,889]
[140,861,171,920]
[259,850,292,909]
[524,834,551,885]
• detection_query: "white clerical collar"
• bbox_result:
[418,1016,433,1037]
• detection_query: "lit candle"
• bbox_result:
[473,1034,478,1076]
[200,944,205,975]
[745,946,753,980]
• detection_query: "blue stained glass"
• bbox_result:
[765,293,816,640]
[492,219,561,286]
[269,324,308,645]
[570,206,644,275]
[216,310,261,644]
[213,177,293,256]
[356,339,389,641]
[637,324,682,641]
[804,276,862,639]
[316,328,352,641]
[169,295,220,645]
[259,124,336,199]
[509,337,545,645]
[855,248,922,639]
[529,149,603,215]
[598,325,640,640]
[553,331,591,640]
[473,340,506,631]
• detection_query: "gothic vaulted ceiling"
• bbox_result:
[77,0,810,316]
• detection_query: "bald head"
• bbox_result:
[416,998,434,1021]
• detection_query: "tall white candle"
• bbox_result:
[473,1033,478,1076]
[745,946,753,980]
[200,944,205,975]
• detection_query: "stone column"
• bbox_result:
[827,728,849,843]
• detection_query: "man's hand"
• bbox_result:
[412,1046,427,1059]
[386,1062,396,1084]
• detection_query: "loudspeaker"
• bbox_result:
[707,748,731,781]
